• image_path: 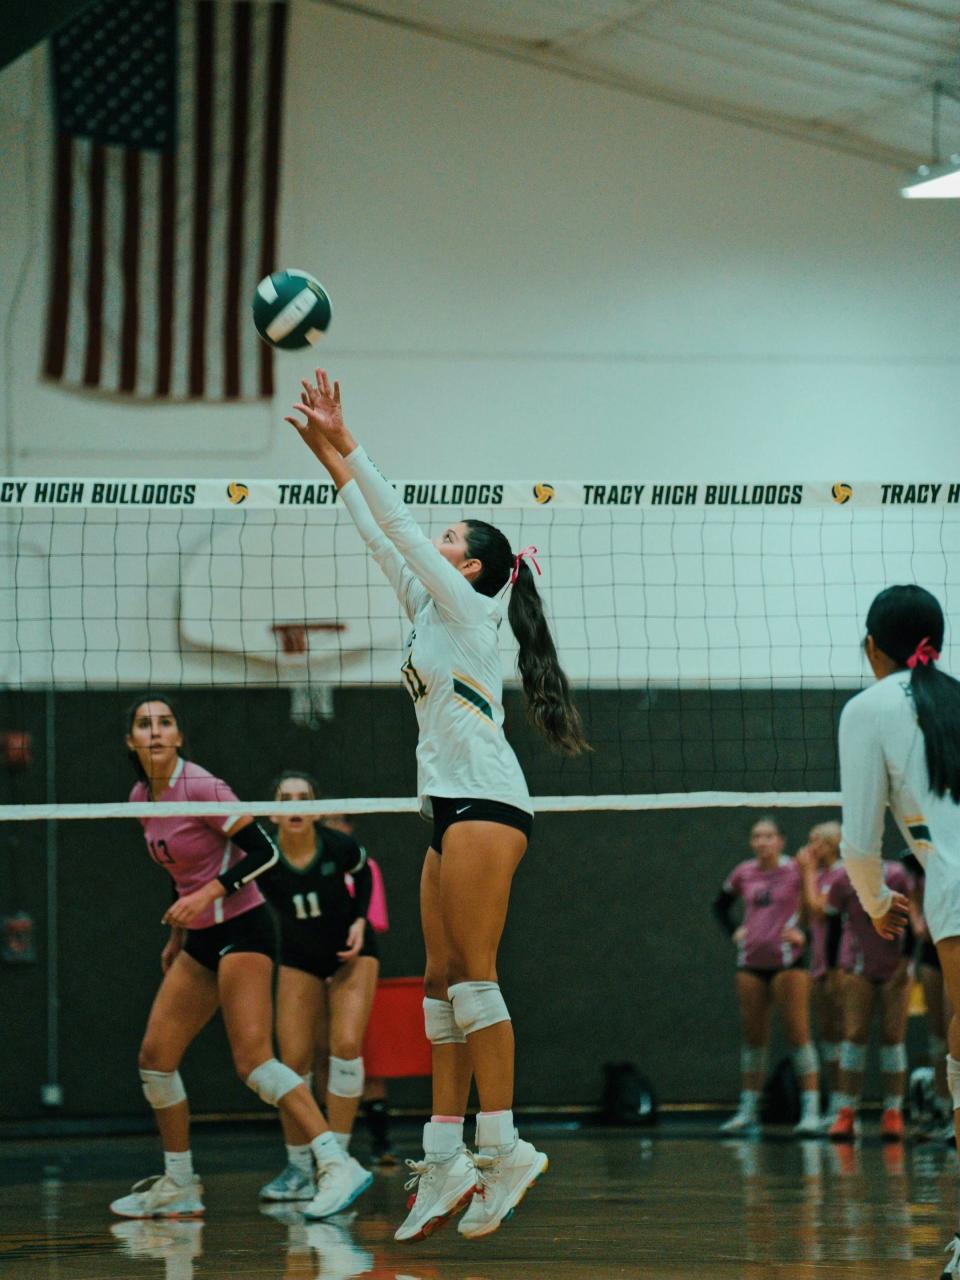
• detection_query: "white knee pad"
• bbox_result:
[947,1056,960,1111]
[301,1071,314,1092]
[840,1041,867,1073]
[879,1043,907,1074]
[741,1046,767,1075]
[140,1069,186,1110]
[821,1041,841,1065]
[448,981,511,1036]
[792,1043,819,1077]
[423,996,466,1045]
[328,1055,364,1099]
[246,1059,304,1106]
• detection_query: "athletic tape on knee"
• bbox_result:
[792,1043,819,1077]
[139,1069,186,1110]
[328,1055,364,1099]
[840,1041,867,1073]
[740,1045,767,1075]
[879,1043,907,1074]
[423,996,466,1045]
[947,1056,960,1111]
[821,1041,841,1065]
[246,1059,304,1106]
[930,1036,947,1064]
[448,981,511,1036]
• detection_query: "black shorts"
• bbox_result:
[738,957,808,984]
[279,923,380,981]
[184,904,276,973]
[429,796,533,854]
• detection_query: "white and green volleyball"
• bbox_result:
[252,270,332,350]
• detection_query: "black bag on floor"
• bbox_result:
[761,1055,800,1124]
[600,1061,658,1126]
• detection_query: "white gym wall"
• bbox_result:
[0,0,957,480]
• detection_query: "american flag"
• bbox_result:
[44,0,288,401]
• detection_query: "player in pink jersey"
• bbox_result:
[109,696,370,1223]
[824,859,914,1142]
[797,822,846,1127]
[713,816,821,1135]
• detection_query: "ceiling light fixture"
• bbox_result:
[900,81,960,198]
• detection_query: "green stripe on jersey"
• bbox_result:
[452,677,493,721]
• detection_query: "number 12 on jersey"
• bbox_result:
[293,892,322,920]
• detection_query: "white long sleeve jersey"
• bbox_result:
[839,669,960,943]
[339,446,532,821]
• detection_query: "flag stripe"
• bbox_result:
[156,150,176,397]
[189,0,215,398]
[258,1,286,400]
[83,142,106,388]
[43,133,73,380]
[224,2,252,400]
[119,148,141,394]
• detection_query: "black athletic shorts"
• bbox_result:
[738,956,808,984]
[279,924,380,981]
[183,903,276,973]
[429,796,533,854]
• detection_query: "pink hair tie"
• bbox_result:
[907,637,940,669]
[510,545,541,585]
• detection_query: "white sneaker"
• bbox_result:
[259,1161,315,1202]
[109,1174,204,1219]
[303,1155,373,1220]
[719,1110,760,1136]
[793,1113,822,1137]
[458,1135,548,1240]
[942,1232,960,1279]
[394,1149,478,1243]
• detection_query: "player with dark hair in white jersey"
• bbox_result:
[836,585,960,1279]
[110,696,368,1222]
[287,370,589,1243]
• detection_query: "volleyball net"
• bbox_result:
[2,476,958,821]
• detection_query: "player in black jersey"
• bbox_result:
[258,771,381,1202]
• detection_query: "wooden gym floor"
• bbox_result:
[2,1119,957,1278]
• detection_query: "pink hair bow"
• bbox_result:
[511,545,541,585]
[906,637,940,668]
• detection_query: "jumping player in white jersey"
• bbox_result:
[836,585,960,1279]
[110,696,368,1222]
[287,371,589,1243]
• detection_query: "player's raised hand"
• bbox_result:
[286,368,354,455]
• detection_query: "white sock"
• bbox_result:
[738,1090,759,1118]
[800,1090,820,1120]
[333,1132,351,1152]
[476,1109,516,1151]
[310,1131,346,1166]
[286,1143,313,1175]
[423,1119,463,1159]
[163,1150,194,1187]
[883,1094,903,1113]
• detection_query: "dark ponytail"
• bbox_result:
[464,520,590,755]
[865,585,960,802]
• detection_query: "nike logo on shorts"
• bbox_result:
[455,805,471,815]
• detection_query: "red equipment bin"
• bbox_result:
[362,976,432,1078]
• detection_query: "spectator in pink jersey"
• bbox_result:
[108,695,369,1224]
[797,822,845,1126]
[824,859,914,1143]
[713,816,821,1136]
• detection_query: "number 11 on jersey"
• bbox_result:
[292,892,322,920]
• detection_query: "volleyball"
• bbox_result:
[252,270,332,350]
